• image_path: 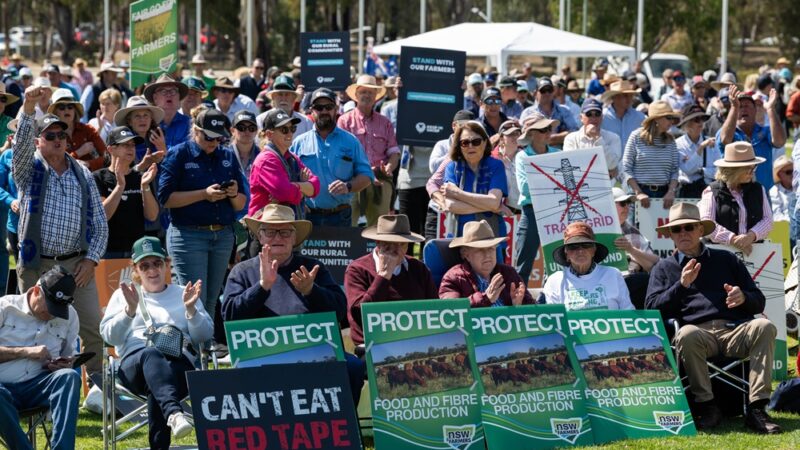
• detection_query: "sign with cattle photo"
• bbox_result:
[567,310,696,443]
[471,305,593,448]
[522,147,627,276]
[362,299,485,450]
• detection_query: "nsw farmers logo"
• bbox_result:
[415,122,444,134]
[550,417,582,444]
[442,424,475,449]
[316,75,335,84]
[653,411,686,434]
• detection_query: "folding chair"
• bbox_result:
[423,238,503,285]
[0,405,52,450]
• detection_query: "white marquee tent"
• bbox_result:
[373,22,635,74]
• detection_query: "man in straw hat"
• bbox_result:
[601,79,646,148]
[212,76,258,122]
[439,220,532,306]
[255,74,312,138]
[144,74,191,147]
[223,204,365,402]
[645,202,779,434]
[717,85,786,190]
[79,61,132,123]
[189,53,216,89]
[338,74,400,227]
[344,214,438,345]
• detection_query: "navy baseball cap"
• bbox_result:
[39,265,76,320]
[718,87,731,104]
[537,77,554,90]
[481,87,501,101]
[232,110,257,128]
[263,109,301,130]
[107,126,145,146]
[195,109,231,138]
[35,114,68,136]
[581,98,603,114]
[310,88,336,104]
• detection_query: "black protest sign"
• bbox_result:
[301,32,351,90]
[187,363,361,450]
[300,226,374,285]
[396,46,466,146]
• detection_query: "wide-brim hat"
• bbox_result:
[114,96,165,126]
[518,113,559,146]
[566,80,583,92]
[600,72,620,86]
[449,220,506,249]
[677,104,710,128]
[552,222,609,267]
[97,61,122,77]
[47,88,84,117]
[710,73,740,91]
[600,80,641,102]
[345,74,386,102]
[611,187,635,203]
[143,73,189,102]
[0,83,20,105]
[243,204,312,247]
[211,77,240,96]
[714,142,766,168]
[190,53,207,65]
[361,214,424,243]
[655,202,715,236]
[773,155,793,183]
[642,100,681,127]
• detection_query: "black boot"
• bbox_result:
[745,400,781,434]
[694,400,722,430]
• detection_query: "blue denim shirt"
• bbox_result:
[602,105,646,150]
[0,150,18,233]
[716,123,774,190]
[290,126,374,210]
[158,140,247,226]
[160,112,192,148]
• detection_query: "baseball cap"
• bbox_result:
[182,76,207,93]
[691,75,706,88]
[581,98,603,114]
[132,236,167,263]
[481,87,501,101]
[35,114,68,136]
[499,119,522,135]
[467,73,483,85]
[107,126,145,146]
[537,77,554,90]
[43,64,60,74]
[485,72,498,83]
[672,70,686,81]
[718,87,731,103]
[19,67,33,78]
[498,76,517,88]
[453,109,475,123]
[271,74,296,91]
[38,265,76,320]
[310,88,336,104]
[195,108,231,139]
[232,110,257,128]
[612,187,635,203]
[516,80,529,92]
[551,75,567,88]
[262,109,301,130]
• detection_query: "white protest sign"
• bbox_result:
[635,198,698,258]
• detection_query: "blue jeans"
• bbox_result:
[0,207,8,294]
[514,204,540,284]
[0,369,80,450]
[166,225,234,322]
[306,207,352,227]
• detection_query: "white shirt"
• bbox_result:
[563,126,622,172]
[676,133,720,185]
[543,265,633,311]
[256,110,313,141]
[660,89,694,111]
[769,183,794,222]
[0,293,79,383]
[215,95,259,123]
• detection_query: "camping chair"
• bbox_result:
[0,405,52,449]
[668,319,750,416]
[423,238,503,285]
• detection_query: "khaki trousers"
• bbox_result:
[17,255,103,377]
[675,318,775,403]
[351,181,392,227]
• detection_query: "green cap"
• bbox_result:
[131,236,166,263]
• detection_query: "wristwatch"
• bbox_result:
[346,182,352,193]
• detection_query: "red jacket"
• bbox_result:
[439,262,534,307]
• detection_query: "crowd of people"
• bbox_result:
[0,51,798,448]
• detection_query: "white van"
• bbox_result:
[610,52,694,102]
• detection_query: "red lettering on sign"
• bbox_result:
[207,429,226,450]
[246,426,268,450]
[310,421,330,447]
[291,422,312,449]
[272,423,291,450]
[656,217,669,239]
[331,420,351,446]
[227,427,246,449]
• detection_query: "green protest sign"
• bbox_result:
[224,312,345,367]
[567,310,696,443]
[471,305,593,448]
[363,299,485,450]
[129,0,178,89]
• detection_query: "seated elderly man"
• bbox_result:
[345,214,438,345]
[439,220,532,306]
[645,202,778,434]
[0,266,81,450]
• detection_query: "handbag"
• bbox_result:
[136,284,185,359]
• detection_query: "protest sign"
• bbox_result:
[522,147,626,276]
[397,46,466,146]
[768,221,791,277]
[568,310,696,444]
[471,305,593,448]
[300,32,351,90]
[129,0,178,89]
[635,198,698,259]
[187,363,361,450]
[299,226,374,285]
[363,299,485,450]
[225,312,346,368]
[708,242,788,380]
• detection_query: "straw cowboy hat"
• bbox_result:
[113,96,165,126]
[600,80,641,102]
[714,142,766,168]
[710,72,740,91]
[243,204,312,247]
[449,220,507,249]
[361,214,424,243]
[566,80,583,93]
[642,100,681,128]
[552,222,609,267]
[143,73,189,103]
[518,112,559,146]
[345,75,386,102]
[47,88,84,117]
[655,202,715,236]
[0,84,20,105]
[600,72,620,87]
[773,155,793,183]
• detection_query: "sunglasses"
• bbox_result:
[216,88,234,94]
[55,104,75,111]
[274,125,298,134]
[539,87,554,94]
[259,228,294,238]
[534,126,553,133]
[137,259,165,271]
[312,103,336,112]
[202,132,224,142]
[565,243,595,251]
[235,124,257,133]
[155,87,179,96]
[42,131,68,141]
[483,98,502,105]
[781,169,793,176]
[459,137,484,148]
[0,95,6,103]
[670,224,696,234]
[584,110,602,118]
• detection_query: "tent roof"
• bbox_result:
[373,22,635,59]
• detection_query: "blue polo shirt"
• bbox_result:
[161,112,192,147]
[715,123,774,190]
[290,126,374,210]
[158,140,247,226]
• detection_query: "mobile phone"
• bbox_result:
[219,180,235,189]
[71,351,96,369]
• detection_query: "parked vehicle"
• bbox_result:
[611,52,694,101]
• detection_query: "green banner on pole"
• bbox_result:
[363,299,485,450]
[471,305,593,448]
[224,312,346,368]
[567,310,696,443]
[129,0,178,89]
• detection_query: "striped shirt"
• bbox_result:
[622,128,679,187]
[698,184,773,245]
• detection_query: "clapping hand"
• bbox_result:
[510,281,526,306]
[141,163,158,187]
[680,259,701,288]
[290,265,320,296]
[259,244,279,291]
[485,273,506,302]
[120,281,141,317]
[764,88,778,111]
[183,280,202,316]
[724,283,745,309]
